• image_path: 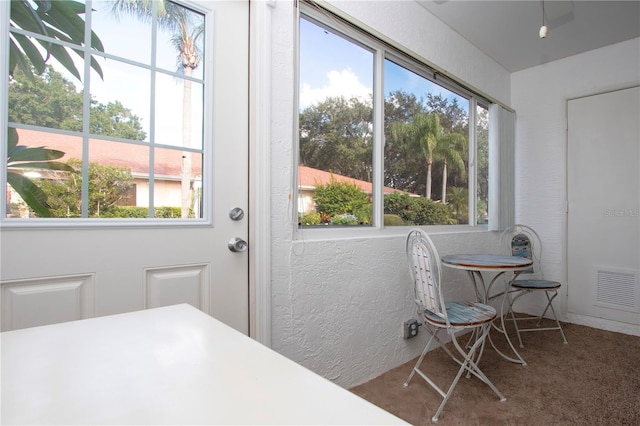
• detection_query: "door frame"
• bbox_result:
[249,0,274,346]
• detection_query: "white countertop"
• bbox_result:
[1,304,406,425]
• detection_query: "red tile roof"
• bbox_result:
[298,165,405,195]
[13,129,202,177]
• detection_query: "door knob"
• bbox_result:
[228,237,248,252]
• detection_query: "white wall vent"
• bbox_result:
[595,267,639,313]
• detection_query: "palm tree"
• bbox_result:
[446,186,468,223]
[434,131,467,203]
[391,113,466,201]
[111,0,204,218]
[390,113,439,199]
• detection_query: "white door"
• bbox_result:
[567,86,640,326]
[1,1,249,333]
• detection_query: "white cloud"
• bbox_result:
[300,68,372,109]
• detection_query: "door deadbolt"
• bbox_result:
[229,207,244,221]
[228,237,248,252]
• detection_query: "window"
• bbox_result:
[4,0,206,221]
[298,4,491,228]
[298,15,374,226]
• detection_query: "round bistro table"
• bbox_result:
[441,254,534,365]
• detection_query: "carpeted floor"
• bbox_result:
[350,318,640,425]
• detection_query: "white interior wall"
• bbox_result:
[511,38,640,334]
[268,1,511,389]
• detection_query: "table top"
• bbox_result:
[1,304,406,425]
[441,253,533,272]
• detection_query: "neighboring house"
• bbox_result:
[297,165,415,214]
[11,130,404,217]
[8,129,202,214]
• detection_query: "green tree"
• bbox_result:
[390,112,467,203]
[383,90,428,193]
[446,186,468,224]
[424,93,469,202]
[299,96,373,182]
[111,0,204,218]
[9,66,146,140]
[9,66,83,131]
[476,107,489,220]
[425,93,467,133]
[89,101,146,140]
[38,159,134,218]
[389,113,440,199]
[313,177,370,224]
[434,130,467,204]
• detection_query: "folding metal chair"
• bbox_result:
[403,229,506,423]
[500,224,568,347]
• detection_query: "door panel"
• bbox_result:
[567,87,640,325]
[1,0,249,333]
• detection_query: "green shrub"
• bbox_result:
[299,212,321,225]
[331,214,359,225]
[405,197,452,225]
[154,206,184,218]
[99,206,184,218]
[100,206,148,218]
[383,214,405,226]
[384,193,453,225]
[384,192,413,216]
[314,177,369,218]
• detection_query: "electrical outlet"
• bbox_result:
[403,319,419,339]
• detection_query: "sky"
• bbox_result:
[299,16,468,112]
[39,2,467,142]
[41,0,204,149]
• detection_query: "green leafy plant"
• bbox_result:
[383,192,453,225]
[6,127,73,217]
[9,0,104,81]
[331,214,359,225]
[298,212,321,226]
[313,176,369,219]
[383,214,405,226]
[36,159,134,218]
[7,0,105,217]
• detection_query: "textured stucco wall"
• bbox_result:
[271,231,503,388]
[268,1,512,389]
[510,38,640,327]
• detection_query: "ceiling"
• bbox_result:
[415,1,640,72]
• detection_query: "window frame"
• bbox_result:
[295,2,493,238]
[1,0,214,229]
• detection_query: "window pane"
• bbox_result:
[383,58,469,226]
[298,17,374,226]
[156,3,205,81]
[153,147,202,218]
[90,59,150,141]
[91,0,152,65]
[8,45,85,132]
[88,139,147,218]
[476,104,489,225]
[6,0,207,221]
[7,129,83,218]
[154,73,204,149]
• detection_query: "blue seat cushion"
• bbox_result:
[423,301,496,327]
[512,279,561,290]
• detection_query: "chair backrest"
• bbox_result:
[406,228,445,319]
[500,224,542,276]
